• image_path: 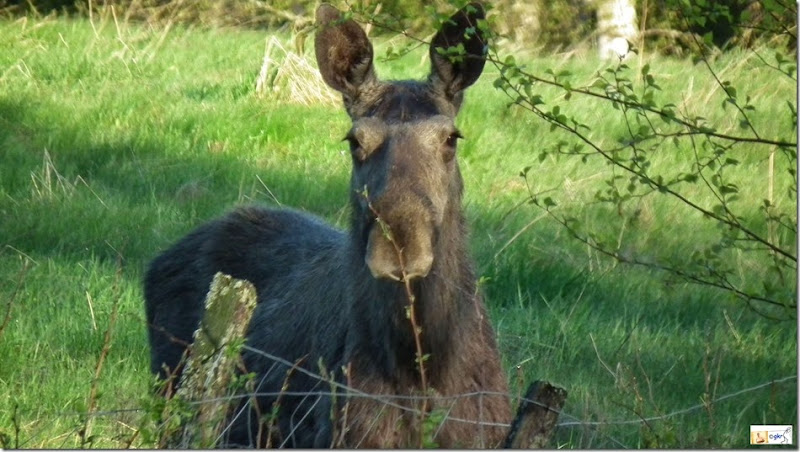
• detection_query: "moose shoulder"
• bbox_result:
[144,2,511,448]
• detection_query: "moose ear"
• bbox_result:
[315,4,376,100]
[429,2,487,100]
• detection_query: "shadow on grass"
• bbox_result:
[0,96,350,265]
[0,91,795,449]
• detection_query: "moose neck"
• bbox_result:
[346,191,475,382]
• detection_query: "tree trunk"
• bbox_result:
[593,0,639,59]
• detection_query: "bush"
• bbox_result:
[4,0,795,55]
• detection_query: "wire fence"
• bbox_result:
[10,340,796,449]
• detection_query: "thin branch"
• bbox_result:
[363,190,430,447]
[751,48,797,80]
[682,16,761,141]
[533,202,794,311]
[486,55,796,149]
[501,76,796,262]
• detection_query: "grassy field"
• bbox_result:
[0,9,796,449]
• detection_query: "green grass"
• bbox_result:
[0,10,796,449]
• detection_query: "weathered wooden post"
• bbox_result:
[504,381,568,449]
[164,272,257,448]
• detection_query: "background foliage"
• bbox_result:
[4,0,796,53]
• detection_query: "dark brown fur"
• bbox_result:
[144,3,510,447]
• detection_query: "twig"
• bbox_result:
[363,191,430,447]
[486,55,795,149]
[535,200,794,311]
[509,92,796,263]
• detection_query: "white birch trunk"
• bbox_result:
[593,0,639,59]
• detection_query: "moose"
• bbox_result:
[144,2,511,448]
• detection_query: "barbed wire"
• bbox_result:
[13,385,794,449]
[555,374,798,428]
[8,343,795,447]
[15,360,795,444]
[138,372,798,431]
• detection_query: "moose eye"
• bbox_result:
[445,131,462,148]
[344,133,359,151]
[346,118,387,162]
[442,131,462,163]
[344,133,366,161]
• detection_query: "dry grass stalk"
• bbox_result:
[255,36,338,106]
[30,149,75,199]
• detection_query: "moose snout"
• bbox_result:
[365,217,434,281]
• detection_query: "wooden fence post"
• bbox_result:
[164,272,257,448]
[504,380,568,449]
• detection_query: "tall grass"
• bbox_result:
[0,8,795,448]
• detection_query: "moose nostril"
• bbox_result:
[405,253,433,280]
[368,264,430,283]
[365,225,434,282]
[382,268,404,282]
[366,249,433,282]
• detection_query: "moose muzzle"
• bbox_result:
[365,207,435,281]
